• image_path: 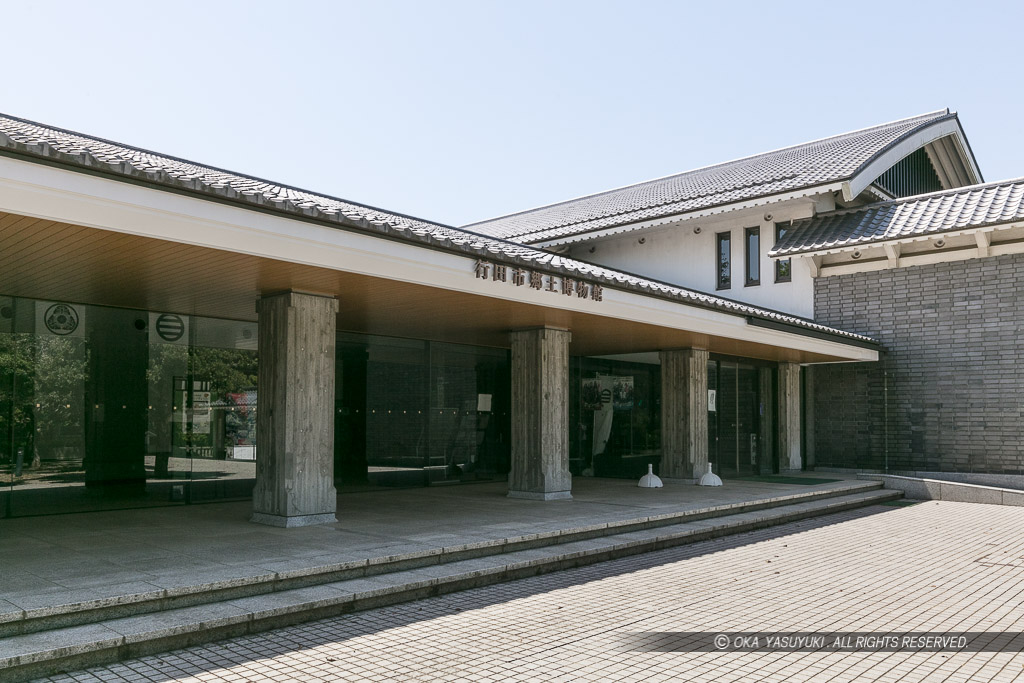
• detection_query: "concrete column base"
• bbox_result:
[507,490,573,501]
[661,477,699,485]
[250,512,338,528]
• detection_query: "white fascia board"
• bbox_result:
[948,129,983,184]
[845,119,974,200]
[815,237,1024,277]
[531,183,844,249]
[784,221,1023,260]
[0,155,873,361]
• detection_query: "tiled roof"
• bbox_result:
[463,110,958,244]
[771,178,1024,256]
[0,112,875,346]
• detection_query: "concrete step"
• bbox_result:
[0,480,883,641]
[0,487,900,682]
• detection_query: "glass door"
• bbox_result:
[708,359,761,478]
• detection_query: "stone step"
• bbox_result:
[0,480,882,641]
[0,487,900,682]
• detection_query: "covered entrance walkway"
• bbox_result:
[0,124,878,525]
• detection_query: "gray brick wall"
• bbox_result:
[812,253,1024,473]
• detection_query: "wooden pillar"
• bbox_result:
[508,327,572,500]
[660,348,708,481]
[252,291,339,527]
[778,362,802,471]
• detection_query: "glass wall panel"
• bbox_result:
[146,313,190,496]
[335,338,369,486]
[186,316,258,502]
[717,362,739,474]
[366,336,429,485]
[0,295,258,516]
[736,364,760,472]
[1,295,515,514]
[570,355,660,479]
[428,342,510,483]
[707,359,718,475]
[0,296,19,517]
[334,334,510,489]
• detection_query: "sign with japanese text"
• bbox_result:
[473,259,604,302]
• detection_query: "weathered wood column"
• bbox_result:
[660,348,709,481]
[778,362,802,471]
[508,326,572,500]
[252,291,339,527]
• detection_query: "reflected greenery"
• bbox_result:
[192,347,258,403]
[0,335,89,459]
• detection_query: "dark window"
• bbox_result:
[775,222,792,283]
[744,227,760,286]
[716,232,731,289]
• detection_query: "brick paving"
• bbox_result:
[37,501,1024,682]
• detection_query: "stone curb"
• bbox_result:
[857,474,1024,506]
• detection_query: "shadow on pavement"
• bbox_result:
[99,503,899,682]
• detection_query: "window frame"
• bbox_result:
[774,222,792,283]
[715,231,731,290]
[744,226,760,287]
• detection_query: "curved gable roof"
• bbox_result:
[463,110,978,245]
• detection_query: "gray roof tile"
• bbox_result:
[0,112,875,346]
[463,110,956,244]
[771,178,1024,256]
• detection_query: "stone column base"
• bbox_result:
[507,489,573,501]
[250,512,338,528]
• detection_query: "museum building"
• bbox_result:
[0,108,1015,526]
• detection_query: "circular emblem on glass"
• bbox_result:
[156,313,185,342]
[44,303,79,335]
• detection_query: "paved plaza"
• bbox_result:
[33,500,1024,682]
[1,476,866,619]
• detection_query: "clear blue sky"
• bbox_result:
[2,1,1022,227]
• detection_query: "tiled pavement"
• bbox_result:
[0,476,868,618]
[34,501,1024,682]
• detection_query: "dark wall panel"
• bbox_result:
[812,253,1024,473]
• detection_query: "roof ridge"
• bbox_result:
[0,111,457,230]
[463,109,951,230]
